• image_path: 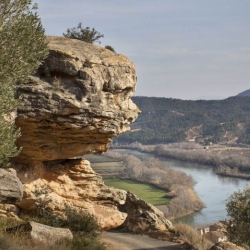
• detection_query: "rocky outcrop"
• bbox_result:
[120,192,173,232]
[6,221,73,244]
[15,36,140,162]
[16,159,127,229]
[16,159,172,232]
[0,168,23,203]
[12,36,173,234]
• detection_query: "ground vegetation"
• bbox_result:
[113,96,250,145]
[0,0,48,167]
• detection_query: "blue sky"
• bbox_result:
[36,0,250,100]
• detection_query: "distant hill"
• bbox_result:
[237,89,250,97]
[113,96,250,145]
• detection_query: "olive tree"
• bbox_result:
[0,0,48,167]
[63,23,104,44]
[226,185,250,249]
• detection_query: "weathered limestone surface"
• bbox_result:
[16,159,128,230]
[6,221,73,244]
[13,37,173,234]
[15,36,140,161]
[0,168,23,202]
[120,192,173,232]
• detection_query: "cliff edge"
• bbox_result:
[13,37,173,233]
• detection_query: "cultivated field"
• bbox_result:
[85,154,170,206]
[103,177,170,206]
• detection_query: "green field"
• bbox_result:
[103,177,170,206]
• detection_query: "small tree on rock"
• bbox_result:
[63,23,104,44]
[226,185,250,249]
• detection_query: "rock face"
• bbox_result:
[0,168,23,203]
[15,36,140,161]
[13,36,172,234]
[16,159,127,229]
[120,192,173,232]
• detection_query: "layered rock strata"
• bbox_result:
[13,36,172,233]
[15,36,139,162]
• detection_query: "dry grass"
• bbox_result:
[175,223,213,250]
[0,216,108,250]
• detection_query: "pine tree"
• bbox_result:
[0,0,48,167]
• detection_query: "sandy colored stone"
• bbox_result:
[15,36,140,162]
[16,159,127,229]
[0,204,20,220]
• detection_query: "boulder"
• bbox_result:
[15,36,140,162]
[6,221,73,244]
[0,168,23,202]
[119,191,173,233]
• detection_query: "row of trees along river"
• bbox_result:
[107,148,250,228]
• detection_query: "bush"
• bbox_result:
[0,0,48,167]
[63,23,104,44]
[226,185,250,249]
[62,205,101,235]
[105,45,116,53]
[175,223,213,250]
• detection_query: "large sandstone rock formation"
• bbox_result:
[13,36,172,233]
[15,36,139,161]
[16,159,127,229]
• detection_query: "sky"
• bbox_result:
[36,0,250,100]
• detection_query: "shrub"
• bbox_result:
[175,223,213,250]
[226,185,250,249]
[105,45,116,53]
[63,23,104,44]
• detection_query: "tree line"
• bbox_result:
[113,96,250,145]
[105,151,204,219]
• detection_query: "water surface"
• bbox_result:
[113,149,249,228]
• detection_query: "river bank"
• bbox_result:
[103,151,204,221]
[108,148,250,228]
[111,143,250,179]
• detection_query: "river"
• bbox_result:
[112,149,250,228]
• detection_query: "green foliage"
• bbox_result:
[226,185,250,249]
[62,205,101,235]
[0,0,48,167]
[105,45,116,53]
[114,96,250,144]
[63,23,104,44]
[31,186,101,235]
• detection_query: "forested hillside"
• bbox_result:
[114,96,250,144]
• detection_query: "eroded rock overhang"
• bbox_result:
[15,36,140,161]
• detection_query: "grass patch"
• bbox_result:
[103,177,170,206]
